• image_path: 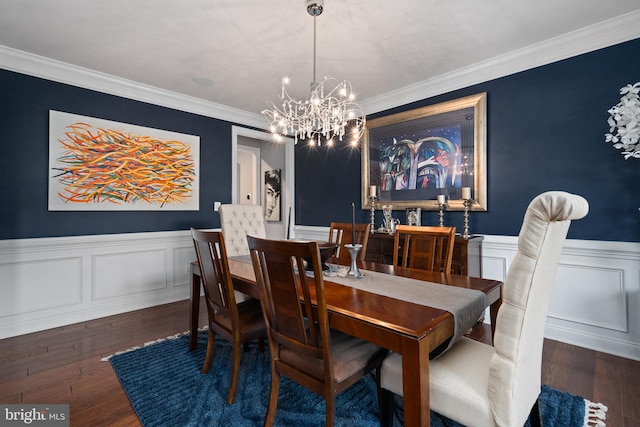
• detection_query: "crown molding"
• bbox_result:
[1,10,638,122]
[0,45,267,130]
[361,10,640,115]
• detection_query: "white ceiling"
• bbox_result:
[1,0,639,123]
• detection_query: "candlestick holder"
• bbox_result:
[462,198,471,239]
[345,244,363,279]
[438,201,446,227]
[369,196,377,233]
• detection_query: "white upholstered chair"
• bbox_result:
[218,204,267,302]
[219,204,266,257]
[378,191,589,427]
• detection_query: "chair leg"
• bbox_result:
[226,338,243,404]
[201,329,215,374]
[263,370,280,427]
[378,388,395,427]
[528,397,543,427]
[325,395,335,427]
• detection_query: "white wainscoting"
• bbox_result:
[480,235,640,361]
[0,230,196,340]
[294,225,640,361]
[2,228,639,361]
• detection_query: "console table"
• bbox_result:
[364,233,483,277]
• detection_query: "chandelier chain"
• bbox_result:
[313,16,316,86]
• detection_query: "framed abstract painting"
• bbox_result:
[49,110,200,211]
[362,93,487,211]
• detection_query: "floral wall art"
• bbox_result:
[49,111,200,211]
[605,82,640,160]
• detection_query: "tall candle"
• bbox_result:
[437,194,446,205]
[351,202,356,244]
[370,185,377,198]
[461,187,471,200]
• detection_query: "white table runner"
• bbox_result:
[232,255,486,356]
[324,266,486,356]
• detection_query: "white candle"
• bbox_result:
[370,185,377,198]
[461,187,471,200]
[437,195,446,205]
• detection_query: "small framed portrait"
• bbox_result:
[264,169,281,222]
[406,208,421,226]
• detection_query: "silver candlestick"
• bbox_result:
[438,202,445,227]
[345,244,363,278]
[462,198,471,239]
[369,195,376,233]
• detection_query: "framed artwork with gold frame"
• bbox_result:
[362,93,487,211]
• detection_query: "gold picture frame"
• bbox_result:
[362,92,487,211]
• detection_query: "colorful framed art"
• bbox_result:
[362,93,487,211]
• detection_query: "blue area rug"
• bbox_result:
[107,330,605,426]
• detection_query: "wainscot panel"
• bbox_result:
[93,249,168,300]
[0,231,194,339]
[0,256,83,316]
[294,226,640,361]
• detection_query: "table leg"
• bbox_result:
[401,336,431,427]
[189,262,201,351]
[489,291,502,343]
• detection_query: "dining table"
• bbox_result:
[189,257,502,427]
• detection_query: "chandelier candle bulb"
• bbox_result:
[437,195,446,205]
[370,186,377,198]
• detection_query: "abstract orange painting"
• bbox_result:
[49,111,199,211]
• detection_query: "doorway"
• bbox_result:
[236,145,260,205]
[231,126,295,240]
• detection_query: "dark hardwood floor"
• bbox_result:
[1,299,638,426]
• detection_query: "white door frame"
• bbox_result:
[231,126,295,234]
[236,144,261,205]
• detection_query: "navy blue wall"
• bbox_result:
[0,70,233,239]
[1,38,638,242]
[296,38,640,242]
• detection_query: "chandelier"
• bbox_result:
[262,0,366,146]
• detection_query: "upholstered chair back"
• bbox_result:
[488,191,589,426]
[219,204,266,257]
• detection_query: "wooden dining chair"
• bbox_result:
[378,191,589,426]
[327,222,371,263]
[247,236,386,427]
[190,228,266,404]
[393,225,456,273]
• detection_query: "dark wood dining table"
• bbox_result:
[189,258,502,427]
